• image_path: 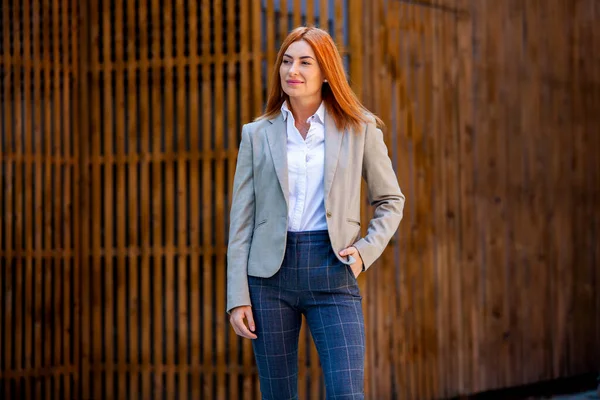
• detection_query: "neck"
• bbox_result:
[288,96,322,123]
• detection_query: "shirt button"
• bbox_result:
[326,211,332,218]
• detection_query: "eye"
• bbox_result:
[282,59,290,64]
[302,61,311,65]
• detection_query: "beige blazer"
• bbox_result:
[226,110,405,313]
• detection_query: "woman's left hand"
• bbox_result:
[339,246,363,278]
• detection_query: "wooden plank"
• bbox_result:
[12,0,24,384]
[251,0,263,117]
[150,0,164,398]
[430,3,446,397]
[484,0,508,391]
[319,0,328,31]
[67,0,78,397]
[348,0,362,99]
[187,0,202,397]
[306,0,314,26]
[238,1,256,398]
[454,0,474,394]
[506,0,526,387]
[114,0,127,397]
[138,0,152,397]
[266,0,275,83]
[52,0,62,395]
[200,1,214,398]
[33,1,44,398]
[334,0,344,49]
[225,0,238,396]
[125,0,139,398]
[43,0,54,389]
[2,1,15,396]
[90,0,103,396]
[163,0,176,396]
[445,9,461,397]
[279,0,288,39]
[293,0,301,30]
[213,1,227,397]
[102,0,115,395]
[175,0,188,398]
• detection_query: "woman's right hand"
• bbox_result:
[229,306,258,339]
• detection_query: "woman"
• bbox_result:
[227,26,405,399]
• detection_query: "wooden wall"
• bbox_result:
[361,0,600,399]
[0,0,599,399]
[0,0,79,398]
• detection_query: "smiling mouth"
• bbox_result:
[287,80,303,84]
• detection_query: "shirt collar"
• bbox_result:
[281,101,325,125]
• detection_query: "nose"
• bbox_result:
[288,61,299,75]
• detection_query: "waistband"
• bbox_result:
[286,230,330,243]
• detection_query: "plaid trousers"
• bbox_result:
[248,230,365,400]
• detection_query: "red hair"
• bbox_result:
[256,26,384,132]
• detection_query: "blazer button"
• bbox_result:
[326,211,332,218]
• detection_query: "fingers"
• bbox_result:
[230,308,258,339]
[339,246,357,257]
[244,308,256,333]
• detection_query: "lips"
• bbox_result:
[287,80,303,84]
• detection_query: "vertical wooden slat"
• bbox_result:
[2,2,15,398]
[163,0,176,396]
[430,2,445,397]
[319,0,328,31]
[102,0,115,396]
[306,0,314,27]
[251,0,262,117]
[508,0,524,386]
[78,0,92,396]
[69,0,79,396]
[0,5,6,385]
[175,1,188,398]
[348,0,362,99]
[91,0,103,386]
[91,2,103,399]
[225,0,238,397]
[266,0,275,82]
[43,0,54,393]
[334,0,344,50]
[138,0,152,397]
[454,0,474,394]
[32,0,43,397]
[238,0,256,398]
[150,0,164,397]
[52,0,62,397]
[200,1,214,398]
[214,0,227,395]
[292,0,301,29]
[279,0,288,39]
[13,0,24,388]
[125,0,139,397]
[188,0,201,397]
[114,0,127,398]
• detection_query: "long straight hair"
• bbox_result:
[256,26,384,132]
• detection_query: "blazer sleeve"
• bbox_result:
[352,122,405,270]
[226,124,255,313]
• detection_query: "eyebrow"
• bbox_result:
[283,54,315,60]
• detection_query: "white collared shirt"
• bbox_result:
[281,101,328,232]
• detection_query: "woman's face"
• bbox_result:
[280,40,325,102]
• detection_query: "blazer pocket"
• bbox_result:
[346,218,361,227]
[253,219,267,231]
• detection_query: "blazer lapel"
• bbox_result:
[324,110,344,200]
[266,114,289,206]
